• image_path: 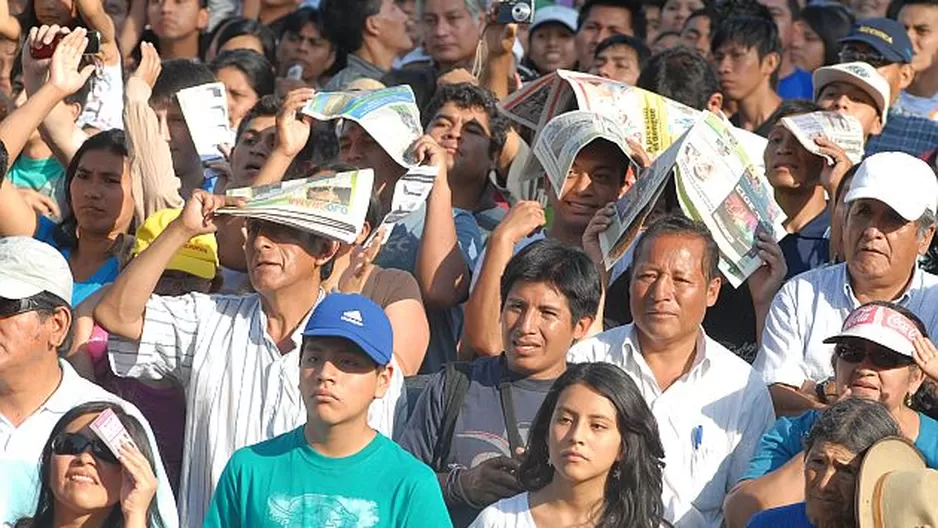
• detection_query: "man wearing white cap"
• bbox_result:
[0,237,179,526]
[754,151,938,418]
[814,61,891,140]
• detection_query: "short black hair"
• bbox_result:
[762,98,822,131]
[796,3,855,67]
[500,239,602,324]
[578,0,648,41]
[320,0,382,54]
[279,7,347,78]
[214,17,278,65]
[633,214,720,281]
[711,15,782,87]
[422,82,509,160]
[596,34,651,71]
[637,47,720,111]
[150,59,217,108]
[235,94,281,141]
[209,49,276,100]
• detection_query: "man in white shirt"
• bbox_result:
[93,191,404,527]
[568,215,775,528]
[0,237,178,527]
[754,151,938,417]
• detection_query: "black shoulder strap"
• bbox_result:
[432,361,472,472]
[498,377,524,454]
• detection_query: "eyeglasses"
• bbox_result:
[835,344,913,369]
[0,297,54,319]
[51,432,119,464]
[838,49,894,69]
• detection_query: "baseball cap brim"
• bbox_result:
[838,34,908,64]
[823,324,916,357]
[813,68,888,126]
[303,326,390,366]
[0,276,44,301]
[532,18,576,34]
[843,184,922,222]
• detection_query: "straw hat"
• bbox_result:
[856,437,935,528]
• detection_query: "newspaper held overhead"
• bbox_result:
[219,169,375,244]
[599,113,787,288]
[176,82,236,162]
[366,165,439,246]
[780,111,865,164]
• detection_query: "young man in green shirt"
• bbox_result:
[204,293,452,527]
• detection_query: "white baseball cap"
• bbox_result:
[530,5,578,34]
[813,62,891,126]
[823,303,923,357]
[0,237,72,305]
[845,152,938,221]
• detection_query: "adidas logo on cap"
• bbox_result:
[341,310,364,327]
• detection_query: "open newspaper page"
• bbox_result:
[780,111,865,164]
[367,165,439,246]
[300,85,423,168]
[219,169,375,244]
[176,82,235,162]
[673,114,787,287]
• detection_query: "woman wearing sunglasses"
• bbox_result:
[724,300,938,528]
[13,401,163,528]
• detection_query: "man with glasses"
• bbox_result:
[0,237,179,526]
[838,18,938,156]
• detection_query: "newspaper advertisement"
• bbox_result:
[220,169,375,244]
[176,82,236,162]
[300,85,423,168]
[780,111,865,164]
[366,165,440,246]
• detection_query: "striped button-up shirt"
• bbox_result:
[108,292,404,528]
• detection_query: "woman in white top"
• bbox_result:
[471,362,667,528]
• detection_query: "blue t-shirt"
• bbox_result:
[205,427,452,528]
[34,216,120,306]
[747,502,814,527]
[741,409,938,481]
[778,69,814,100]
[779,208,830,279]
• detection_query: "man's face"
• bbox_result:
[816,82,883,137]
[244,219,331,294]
[231,114,276,187]
[759,0,793,49]
[844,198,932,287]
[900,4,938,74]
[501,280,590,379]
[154,101,203,185]
[147,0,207,42]
[660,0,704,34]
[0,297,70,377]
[630,233,720,348]
[549,139,630,233]
[299,337,391,426]
[277,22,337,82]
[591,43,641,85]
[420,0,483,67]
[713,43,774,102]
[764,123,824,191]
[681,14,711,58]
[839,43,912,105]
[338,122,405,204]
[426,102,493,184]
[373,0,414,54]
[804,441,861,528]
[528,23,577,74]
[575,6,634,70]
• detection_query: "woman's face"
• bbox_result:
[790,20,826,73]
[764,123,823,191]
[216,66,259,130]
[34,0,74,26]
[50,413,123,514]
[833,338,924,412]
[527,23,576,75]
[70,148,134,237]
[547,383,622,485]
[804,441,860,528]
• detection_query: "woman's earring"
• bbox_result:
[906,392,915,408]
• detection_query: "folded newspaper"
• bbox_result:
[176,82,236,162]
[599,113,787,288]
[219,169,375,244]
[366,165,439,246]
[300,85,423,168]
[780,111,865,164]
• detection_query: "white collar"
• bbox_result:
[622,324,713,383]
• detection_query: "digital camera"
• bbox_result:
[496,0,534,24]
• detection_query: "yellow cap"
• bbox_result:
[133,209,219,280]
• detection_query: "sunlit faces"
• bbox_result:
[528,23,577,74]
[899,4,938,74]
[231,114,276,187]
[373,0,413,54]
[276,22,336,83]
[803,441,861,528]
[815,82,883,137]
[299,337,392,425]
[425,102,493,183]
[713,43,777,101]
[680,14,711,58]
[547,383,622,484]
[216,66,259,131]
[420,0,483,67]
[764,123,824,191]
[575,6,634,69]
[244,219,337,293]
[591,43,641,85]
[660,0,704,34]
[50,413,123,515]
[833,339,923,411]
[501,281,591,380]
[549,139,631,232]
[70,149,134,237]
[147,0,207,41]
[843,198,932,285]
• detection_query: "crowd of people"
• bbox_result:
[0,0,937,525]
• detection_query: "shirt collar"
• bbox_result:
[622,324,713,384]
[843,263,920,307]
[252,289,326,354]
[43,360,82,414]
[346,53,388,77]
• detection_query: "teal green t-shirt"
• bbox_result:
[204,427,453,528]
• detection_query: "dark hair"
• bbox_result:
[19,401,164,528]
[321,0,381,54]
[796,3,855,67]
[280,7,347,78]
[235,94,281,141]
[684,6,718,31]
[711,15,782,88]
[150,59,217,108]
[596,34,651,71]
[518,362,665,528]
[578,0,647,41]
[637,47,720,111]
[762,98,822,131]
[214,18,277,65]
[633,214,720,281]
[209,50,276,101]
[500,239,602,324]
[803,398,899,456]
[422,82,509,160]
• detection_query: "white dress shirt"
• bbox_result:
[108,292,404,528]
[568,324,775,528]
[754,263,938,387]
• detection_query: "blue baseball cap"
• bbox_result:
[839,18,914,64]
[302,293,393,366]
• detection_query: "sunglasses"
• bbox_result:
[837,49,894,69]
[0,297,55,319]
[835,344,913,369]
[51,432,119,464]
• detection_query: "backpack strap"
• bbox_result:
[432,361,472,472]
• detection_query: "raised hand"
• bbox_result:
[48,27,95,97]
[582,202,616,267]
[747,230,788,308]
[131,41,161,88]
[484,3,518,59]
[337,233,384,294]
[814,137,853,197]
[175,190,244,236]
[276,87,316,158]
[118,441,158,523]
[914,337,938,382]
[493,200,546,246]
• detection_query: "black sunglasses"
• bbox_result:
[835,343,913,369]
[0,297,54,319]
[51,432,119,464]
[837,49,894,69]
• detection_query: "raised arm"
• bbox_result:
[75,0,120,65]
[252,88,315,187]
[0,0,20,41]
[118,0,146,60]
